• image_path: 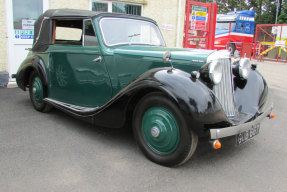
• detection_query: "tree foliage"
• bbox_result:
[278,2,287,23]
[193,0,286,24]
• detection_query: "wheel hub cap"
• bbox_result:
[151,127,160,138]
[32,77,43,105]
[142,107,180,155]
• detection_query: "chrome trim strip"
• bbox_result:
[210,103,273,139]
[44,98,98,113]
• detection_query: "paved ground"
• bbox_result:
[0,61,287,192]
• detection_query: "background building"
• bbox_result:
[0,0,186,85]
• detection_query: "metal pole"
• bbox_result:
[176,0,182,47]
[275,0,279,24]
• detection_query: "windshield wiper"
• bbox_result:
[128,33,141,45]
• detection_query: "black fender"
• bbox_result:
[233,69,268,115]
[91,68,229,137]
[16,55,48,94]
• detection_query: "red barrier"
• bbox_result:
[253,24,287,63]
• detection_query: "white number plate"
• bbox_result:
[236,124,260,145]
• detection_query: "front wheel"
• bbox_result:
[29,71,52,112]
[133,93,198,166]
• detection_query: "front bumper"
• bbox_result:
[210,103,273,139]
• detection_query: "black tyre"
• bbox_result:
[133,92,198,166]
[29,71,52,112]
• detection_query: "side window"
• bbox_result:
[53,20,83,45]
[84,20,98,46]
[241,22,244,31]
[237,22,244,32]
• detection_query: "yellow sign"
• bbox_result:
[196,11,207,17]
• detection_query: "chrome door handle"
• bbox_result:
[93,56,102,63]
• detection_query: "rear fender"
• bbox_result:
[16,55,48,94]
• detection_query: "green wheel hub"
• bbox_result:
[142,107,180,155]
[32,77,44,105]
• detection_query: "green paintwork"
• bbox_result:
[47,45,112,107]
[142,107,180,155]
[18,15,214,108]
[32,77,44,104]
[106,45,213,94]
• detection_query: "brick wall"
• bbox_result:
[0,0,8,72]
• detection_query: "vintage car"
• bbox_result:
[14,9,273,166]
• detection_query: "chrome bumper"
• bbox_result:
[210,104,273,139]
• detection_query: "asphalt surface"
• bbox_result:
[1,62,287,192]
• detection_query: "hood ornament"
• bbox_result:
[163,51,173,71]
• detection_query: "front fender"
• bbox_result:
[92,68,229,137]
[147,68,230,136]
[233,69,268,115]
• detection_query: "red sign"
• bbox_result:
[183,1,217,50]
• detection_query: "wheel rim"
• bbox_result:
[32,77,44,105]
[142,107,180,155]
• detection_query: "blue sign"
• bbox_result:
[14,30,34,39]
[20,35,34,39]
[196,16,206,21]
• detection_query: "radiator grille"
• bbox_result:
[213,58,235,117]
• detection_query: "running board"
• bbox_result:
[44,98,99,115]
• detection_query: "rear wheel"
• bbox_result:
[133,93,198,166]
[29,71,52,112]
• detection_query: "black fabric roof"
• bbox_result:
[32,9,156,52]
[42,9,100,18]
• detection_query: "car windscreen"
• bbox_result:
[99,18,165,47]
[216,22,236,30]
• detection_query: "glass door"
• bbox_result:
[6,0,49,80]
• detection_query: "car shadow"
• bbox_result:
[45,106,257,169]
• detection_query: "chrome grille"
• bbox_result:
[213,58,235,117]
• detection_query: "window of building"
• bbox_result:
[91,1,142,16]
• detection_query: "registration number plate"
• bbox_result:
[236,124,260,145]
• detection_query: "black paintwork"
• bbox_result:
[42,67,268,138]
[16,56,48,94]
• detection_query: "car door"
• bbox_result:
[48,19,112,107]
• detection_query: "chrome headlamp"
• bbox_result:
[239,58,251,79]
[209,60,223,84]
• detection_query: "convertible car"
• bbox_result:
[14,9,273,166]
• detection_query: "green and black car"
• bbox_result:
[14,9,273,166]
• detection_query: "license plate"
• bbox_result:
[236,124,260,145]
